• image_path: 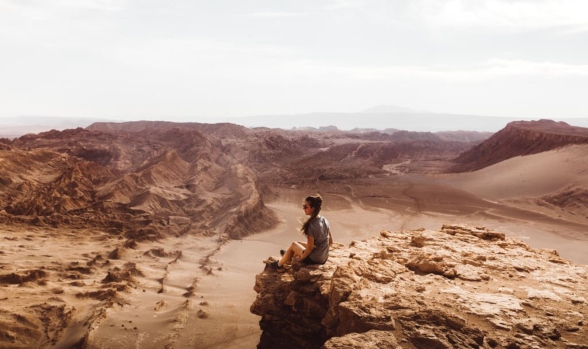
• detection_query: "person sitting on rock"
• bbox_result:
[269,194,333,269]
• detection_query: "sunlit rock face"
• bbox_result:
[251,225,588,349]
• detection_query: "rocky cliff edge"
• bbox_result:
[251,225,588,349]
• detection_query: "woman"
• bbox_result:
[270,194,333,269]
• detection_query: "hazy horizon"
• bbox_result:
[3,106,588,136]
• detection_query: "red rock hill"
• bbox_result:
[450,120,588,172]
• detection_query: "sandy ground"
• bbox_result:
[178,187,588,348]
[2,145,588,348]
[2,193,587,348]
[179,199,408,349]
[196,144,588,348]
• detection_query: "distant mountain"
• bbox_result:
[450,119,588,172]
[229,112,588,133]
[0,116,116,139]
[87,121,250,139]
[3,110,588,137]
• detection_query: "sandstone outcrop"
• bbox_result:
[251,225,588,348]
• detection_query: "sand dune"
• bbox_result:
[442,145,588,201]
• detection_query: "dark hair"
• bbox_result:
[301,194,322,236]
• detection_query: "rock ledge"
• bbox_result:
[251,225,588,349]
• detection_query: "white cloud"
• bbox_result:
[101,37,304,74]
[236,11,306,18]
[479,58,588,78]
[0,0,126,47]
[0,0,125,19]
[1,0,587,119]
[277,58,588,83]
[321,0,366,10]
[410,0,588,32]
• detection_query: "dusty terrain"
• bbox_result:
[1,120,587,348]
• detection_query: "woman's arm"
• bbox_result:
[298,236,315,261]
[329,230,333,245]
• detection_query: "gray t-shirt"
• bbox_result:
[306,216,330,264]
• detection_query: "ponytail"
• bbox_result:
[301,194,322,236]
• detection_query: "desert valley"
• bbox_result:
[1,119,588,348]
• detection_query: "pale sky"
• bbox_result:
[1,0,588,123]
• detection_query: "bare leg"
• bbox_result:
[279,242,305,266]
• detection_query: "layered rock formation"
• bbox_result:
[451,120,588,172]
[1,125,278,239]
[251,225,588,349]
[1,121,481,239]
